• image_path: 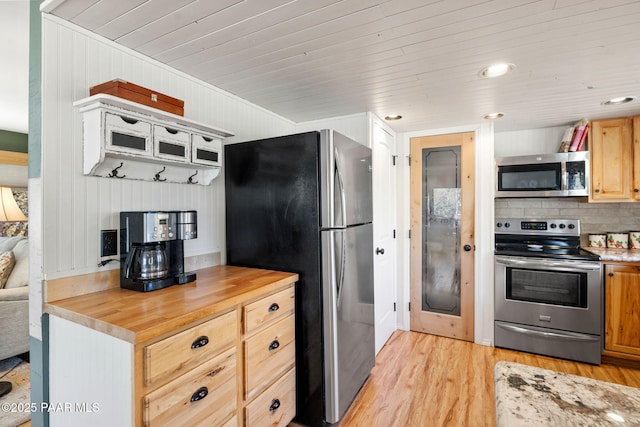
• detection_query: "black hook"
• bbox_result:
[187,170,199,184]
[108,162,126,178]
[154,166,167,182]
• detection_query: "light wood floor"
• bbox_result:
[339,330,640,427]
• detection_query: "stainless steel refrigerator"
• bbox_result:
[225,130,375,426]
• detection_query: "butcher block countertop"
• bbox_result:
[45,265,298,345]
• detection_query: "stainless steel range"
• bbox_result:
[494,218,603,365]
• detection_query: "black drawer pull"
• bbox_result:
[190,386,208,402]
[269,399,281,412]
[268,340,280,351]
[165,127,178,134]
[269,303,280,312]
[191,335,209,349]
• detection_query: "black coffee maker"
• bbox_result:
[120,211,197,292]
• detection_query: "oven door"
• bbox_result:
[494,255,602,335]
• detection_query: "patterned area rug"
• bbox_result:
[0,357,30,427]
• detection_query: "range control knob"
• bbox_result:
[550,223,557,229]
[568,224,575,229]
[559,224,566,229]
[504,222,510,228]
[497,222,503,228]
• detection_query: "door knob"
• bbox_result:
[463,244,472,252]
[376,247,385,255]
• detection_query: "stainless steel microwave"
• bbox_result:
[495,151,590,197]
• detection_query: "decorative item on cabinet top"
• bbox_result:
[89,79,185,116]
[74,94,234,186]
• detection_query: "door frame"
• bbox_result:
[396,124,495,346]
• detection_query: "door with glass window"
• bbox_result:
[410,132,474,341]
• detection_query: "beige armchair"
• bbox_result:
[0,236,29,360]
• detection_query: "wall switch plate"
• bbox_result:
[101,229,117,257]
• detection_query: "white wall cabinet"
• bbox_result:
[75,94,233,185]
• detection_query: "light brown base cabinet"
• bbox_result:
[604,263,640,362]
[46,266,298,427]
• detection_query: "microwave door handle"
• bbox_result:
[561,161,567,190]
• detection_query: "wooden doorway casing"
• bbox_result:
[409,132,475,341]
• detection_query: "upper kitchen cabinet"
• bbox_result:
[75,94,234,186]
[589,116,638,201]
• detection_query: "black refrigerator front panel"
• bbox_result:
[225,132,325,426]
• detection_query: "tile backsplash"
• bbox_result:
[495,198,640,246]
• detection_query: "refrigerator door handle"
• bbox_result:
[334,148,347,227]
[335,230,346,309]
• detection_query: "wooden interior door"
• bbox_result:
[409,132,474,341]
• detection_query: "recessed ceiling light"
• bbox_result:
[480,63,515,78]
[384,114,403,121]
[602,96,636,105]
[483,112,504,120]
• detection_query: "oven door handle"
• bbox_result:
[496,323,600,343]
[495,256,601,271]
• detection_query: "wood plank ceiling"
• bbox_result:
[42,0,640,132]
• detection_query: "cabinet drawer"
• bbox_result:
[143,347,237,427]
[245,314,295,399]
[191,134,222,167]
[244,286,295,333]
[104,112,152,156]
[145,310,237,385]
[153,125,190,163]
[244,368,296,427]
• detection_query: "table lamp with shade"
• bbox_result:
[0,186,27,222]
[0,186,26,399]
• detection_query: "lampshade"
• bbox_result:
[0,187,27,222]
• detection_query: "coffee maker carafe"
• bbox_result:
[120,211,197,292]
[124,243,168,280]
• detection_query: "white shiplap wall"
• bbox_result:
[494,125,567,157]
[295,112,369,147]
[41,15,296,280]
